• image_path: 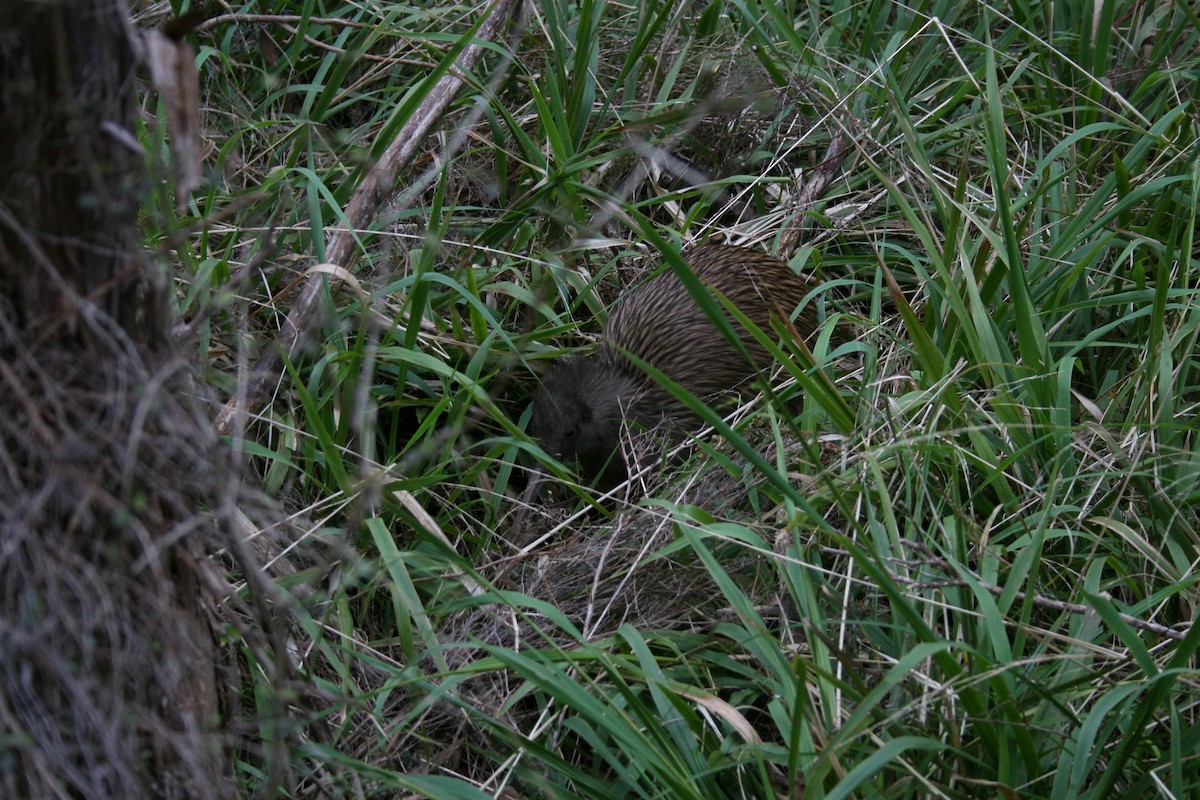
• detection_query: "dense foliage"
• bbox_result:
[145,0,1200,797]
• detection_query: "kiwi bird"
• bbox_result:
[530,243,818,487]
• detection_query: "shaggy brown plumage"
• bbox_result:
[532,243,818,485]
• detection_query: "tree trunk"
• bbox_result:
[0,1,234,797]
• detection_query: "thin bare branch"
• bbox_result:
[214,0,521,436]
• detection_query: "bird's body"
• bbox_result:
[532,243,818,486]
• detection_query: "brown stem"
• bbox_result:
[214,0,521,436]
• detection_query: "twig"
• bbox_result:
[898,539,1190,642]
[777,127,852,258]
[214,0,521,436]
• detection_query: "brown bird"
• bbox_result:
[531,243,818,487]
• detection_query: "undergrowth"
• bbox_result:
[140,0,1200,797]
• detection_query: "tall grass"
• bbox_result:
[143,0,1200,796]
